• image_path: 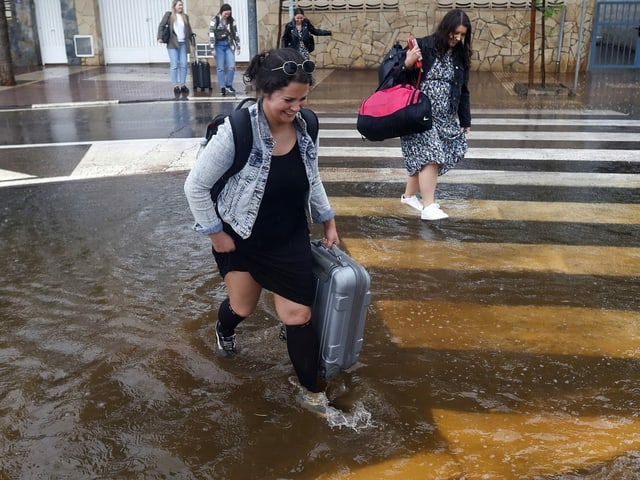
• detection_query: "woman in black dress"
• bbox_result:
[184,48,339,401]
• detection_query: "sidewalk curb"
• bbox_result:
[32,100,120,109]
[0,96,253,111]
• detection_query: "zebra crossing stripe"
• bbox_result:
[342,238,640,277]
[318,168,640,188]
[378,299,639,356]
[329,198,640,224]
[430,408,640,476]
[319,147,640,162]
[317,110,632,123]
[319,129,640,142]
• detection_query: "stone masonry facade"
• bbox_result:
[256,1,594,72]
[12,0,596,73]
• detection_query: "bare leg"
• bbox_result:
[224,271,262,317]
[401,174,424,212]
[273,294,312,326]
[403,174,419,198]
[418,164,439,207]
[417,164,448,220]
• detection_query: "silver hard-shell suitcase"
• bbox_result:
[310,241,372,378]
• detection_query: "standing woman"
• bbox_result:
[210,3,240,96]
[157,0,193,97]
[395,9,472,220]
[184,48,339,403]
[281,8,332,60]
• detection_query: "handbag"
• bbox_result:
[161,21,170,43]
[356,82,432,142]
[213,16,229,41]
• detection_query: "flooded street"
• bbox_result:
[2,165,639,478]
[1,67,640,478]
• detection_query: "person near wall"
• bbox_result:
[281,8,332,60]
[394,8,472,221]
[209,3,241,96]
[157,0,193,97]
[183,48,339,406]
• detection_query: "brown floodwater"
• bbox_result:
[1,161,639,479]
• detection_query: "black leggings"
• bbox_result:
[217,298,245,336]
[286,322,320,393]
[218,298,320,392]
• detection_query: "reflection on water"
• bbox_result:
[1,173,639,479]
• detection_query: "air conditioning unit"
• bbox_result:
[74,35,94,57]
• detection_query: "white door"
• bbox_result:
[100,0,177,64]
[228,0,250,62]
[35,0,68,65]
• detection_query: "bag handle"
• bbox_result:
[415,67,423,88]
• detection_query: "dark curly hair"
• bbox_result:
[243,48,314,95]
[434,9,473,69]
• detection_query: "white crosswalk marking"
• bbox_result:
[1,112,639,190]
[320,128,640,141]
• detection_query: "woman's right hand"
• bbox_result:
[210,231,236,253]
[404,44,422,69]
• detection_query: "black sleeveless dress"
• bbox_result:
[213,143,315,306]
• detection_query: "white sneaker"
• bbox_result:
[400,194,424,212]
[421,203,449,220]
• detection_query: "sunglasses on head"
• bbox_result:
[270,60,315,75]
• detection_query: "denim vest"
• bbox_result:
[184,103,335,239]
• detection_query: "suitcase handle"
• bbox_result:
[311,240,344,262]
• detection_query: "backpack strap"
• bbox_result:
[300,108,319,142]
[227,107,253,178]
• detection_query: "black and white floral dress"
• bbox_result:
[295,29,310,59]
[400,52,468,176]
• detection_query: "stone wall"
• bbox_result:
[256,1,596,72]
[9,0,595,72]
[9,0,38,67]
[75,0,103,65]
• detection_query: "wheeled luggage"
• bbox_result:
[310,240,372,379]
[191,42,212,92]
[192,60,212,92]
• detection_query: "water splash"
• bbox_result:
[325,401,373,432]
[292,377,374,432]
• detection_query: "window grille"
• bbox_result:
[294,0,399,11]
[437,0,529,7]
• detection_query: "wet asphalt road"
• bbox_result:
[1,86,640,479]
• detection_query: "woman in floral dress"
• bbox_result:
[394,9,473,220]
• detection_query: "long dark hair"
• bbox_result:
[243,48,314,95]
[434,9,472,69]
[218,3,236,36]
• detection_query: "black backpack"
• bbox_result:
[201,99,320,203]
[377,41,406,90]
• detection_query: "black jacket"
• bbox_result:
[281,19,331,53]
[394,35,471,128]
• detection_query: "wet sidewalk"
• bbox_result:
[0,63,638,115]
